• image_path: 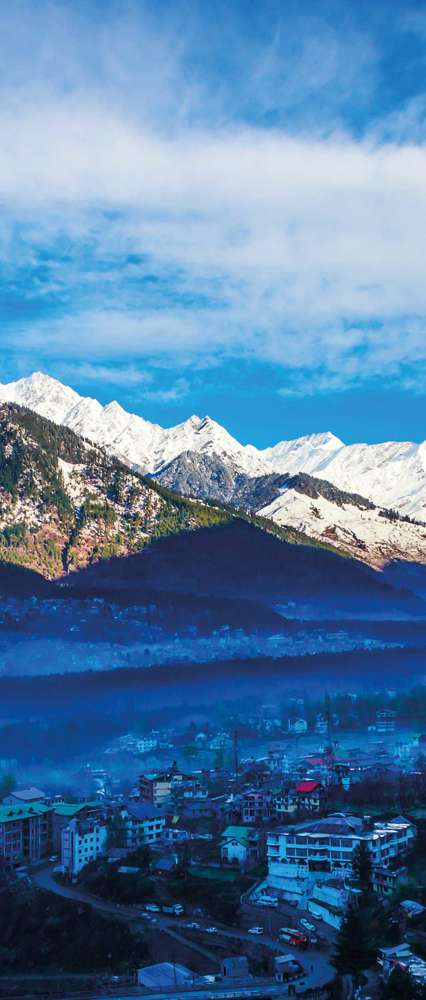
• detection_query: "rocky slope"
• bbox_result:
[155,453,426,569]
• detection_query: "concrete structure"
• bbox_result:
[139,763,189,808]
[376,709,396,733]
[287,718,307,734]
[61,817,107,875]
[0,803,52,867]
[137,963,199,988]
[4,786,46,805]
[266,813,415,902]
[121,802,166,847]
[221,957,249,979]
[52,802,102,851]
[221,826,260,867]
[307,878,348,929]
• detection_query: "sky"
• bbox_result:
[1,0,426,446]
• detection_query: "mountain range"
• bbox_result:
[0,372,426,569]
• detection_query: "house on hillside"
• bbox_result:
[220,825,260,868]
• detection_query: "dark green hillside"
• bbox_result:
[0,404,231,577]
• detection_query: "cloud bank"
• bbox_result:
[1,0,426,398]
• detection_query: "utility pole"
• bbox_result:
[233,729,240,788]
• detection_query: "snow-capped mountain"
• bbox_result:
[255,474,426,570]
[1,372,426,568]
[0,372,266,477]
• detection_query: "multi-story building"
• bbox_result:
[0,803,52,867]
[120,802,166,848]
[242,791,273,824]
[61,818,107,875]
[266,813,415,901]
[139,763,190,808]
[52,801,102,852]
[376,709,397,733]
[274,781,323,818]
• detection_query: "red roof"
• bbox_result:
[296,780,321,794]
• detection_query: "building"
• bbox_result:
[121,802,166,847]
[52,802,102,851]
[266,813,415,900]
[241,791,273,824]
[137,963,199,988]
[274,954,304,983]
[0,803,52,867]
[61,817,107,875]
[376,709,396,733]
[274,781,323,818]
[4,786,46,805]
[221,957,249,979]
[307,877,349,929]
[294,780,323,812]
[139,763,189,808]
[287,718,308,735]
[315,714,328,735]
[220,825,260,868]
[372,865,407,896]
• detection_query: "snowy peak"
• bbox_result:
[261,431,344,474]
[0,372,426,523]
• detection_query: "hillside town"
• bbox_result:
[2,698,426,1000]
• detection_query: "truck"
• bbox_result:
[162,903,184,916]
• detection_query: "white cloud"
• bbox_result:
[0,2,426,395]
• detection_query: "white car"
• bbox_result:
[145,903,160,912]
[300,918,316,932]
[248,926,264,935]
[205,926,218,934]
[185,922,200,930]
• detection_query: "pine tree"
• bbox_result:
[333,901,377,977]
[352,840,372,892]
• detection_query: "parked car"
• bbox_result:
[162,904,184,916]
[299,918,316,932]
[254,894,279,908]
[248,926,264,935]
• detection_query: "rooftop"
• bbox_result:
[0,803,51,823]
[54,801,101,817]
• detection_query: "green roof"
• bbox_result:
[0,803,51,823]
[54,801,101,817]
[221,825,257,847]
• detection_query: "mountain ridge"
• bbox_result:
[1,373,426,570]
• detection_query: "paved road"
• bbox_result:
[34,867,333,993]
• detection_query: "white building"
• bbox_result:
[61,818,107,875]
[220,826,260,868]
[266,813,415,902]
[287,718,308,735]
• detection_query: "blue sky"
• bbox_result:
[2,0,426,445]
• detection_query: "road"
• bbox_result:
[33,866,333,993]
